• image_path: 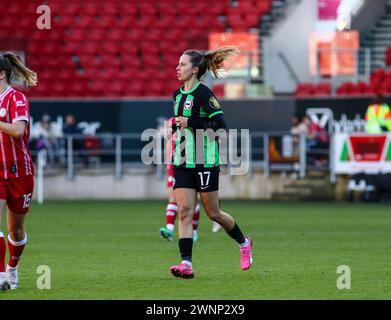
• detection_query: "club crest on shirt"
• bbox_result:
[0,108,6,117]
[184,98,193,110]
[209,97,220,109]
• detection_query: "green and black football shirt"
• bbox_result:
[172,81,224,169]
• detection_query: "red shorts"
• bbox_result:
[0,175,34,214]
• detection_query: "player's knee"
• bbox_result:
[178,205,193,220]
[206,210,222,223]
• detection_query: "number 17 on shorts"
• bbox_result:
[197,170,219,192]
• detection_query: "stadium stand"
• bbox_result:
[0,0,276,98]
[293,1,391,98]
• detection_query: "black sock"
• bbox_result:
[179,238,193,262]
[227,223,246,245]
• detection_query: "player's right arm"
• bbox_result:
[0,91,29,138]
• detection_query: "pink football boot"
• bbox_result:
[170,263,194,279]
[240,236,253,270]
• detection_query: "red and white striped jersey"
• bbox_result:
[0,86,34,179]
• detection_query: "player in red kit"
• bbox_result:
[160,117,202,241]
[0,53,37,290]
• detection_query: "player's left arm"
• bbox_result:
[0,91,29,138]
[178,88,227,130]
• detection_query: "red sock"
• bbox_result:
[166,202,178,227]
[192,203,201,231]
[8,234,27,268]
[0,233,6,272]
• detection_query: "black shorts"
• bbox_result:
[173,167,219,192]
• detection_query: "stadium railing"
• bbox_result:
[31,131,333,182]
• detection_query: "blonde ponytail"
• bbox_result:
[3,53,38,86]
[204,46,239,78]
[184,46,239,79]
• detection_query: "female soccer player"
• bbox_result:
[0,53,37,290]
[160,116,201,242]
[169,46,253,278]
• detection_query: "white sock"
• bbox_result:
[240,237,249,247]
[182,260,192,267]
[167,224,174,232]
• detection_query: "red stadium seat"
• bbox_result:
[158,3,177,16]
[144,29,164,43]
[106,80,126,97]
[208,3,226,16]
[139,43,160,56]
[57,14,77,28]
[175,16,194,29]
[101,3,120,16]
[0,16,19,29]
[313,83,331,96]
[116,15,137,29]
[75,16,97,28]
[227,11,248,31]
[119,3,138,16]
[123,80,144,96]
[164,29,185,43]
[66,29,85,42]
[52,82,69,97]
[294,83,314,96]
[100,42,121,55]
[370,68,386,82]
[99,55,122,69]
[144,81,165,96]
[256,1,272,14]
[135,16,155,28]
[336,82,354,96]
[119,42,138,56]
[194,2,209,14]
[95,16,116,28]
[120,55,142,70]
[141,54,162,69]
[82,3,101,17]
[246,14,261,28]
[79,42,99,56]
[122,28,144,42]
[86,29,106,42]
[109,29,126,42]
[155,16,174,29]
[62,4,80,16]
[56,69,76,82]
[139,3,159,17]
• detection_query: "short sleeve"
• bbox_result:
[201,87,223,118]
[10,91,29,123]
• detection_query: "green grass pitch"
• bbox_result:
[1,200,390,299]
